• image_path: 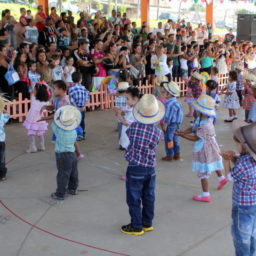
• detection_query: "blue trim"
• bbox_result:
[192,104,216,117]
[137,110,160,119]
[195,101,214,111]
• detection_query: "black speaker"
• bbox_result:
[237,14,256,43]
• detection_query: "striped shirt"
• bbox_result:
[164,97,183,125]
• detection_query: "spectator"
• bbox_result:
[35,5,47,45]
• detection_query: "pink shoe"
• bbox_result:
[193,195,212,202]
[77,154,85,161]
[120,175,126,181]
[218,178,228,190]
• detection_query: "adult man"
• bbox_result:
[224,29,235,44]
[154,22,164,35]
[35,5,46,45]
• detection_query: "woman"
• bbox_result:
[91,40,107,91]
[14,52,28,70]
[36,50,52,86]
[130,44,146,86]
[105,42,120,81]
[28,43,38,61]
[145,41,156,85]
[216,45,228,74]
[245,47,256,74]
[1,9,16,48]
[200,43,215,74]
[49,7,60,24]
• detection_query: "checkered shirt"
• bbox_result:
[125,122,162,167]
[115,96,128,110]
[231,154,256,206]
[237,73,244,91]
[69,83,90,108]
[164,97,183,125]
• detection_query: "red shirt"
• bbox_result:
[19,15,28,27]
[36,12,46,32]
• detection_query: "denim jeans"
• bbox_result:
[55,152,78,197]
[0,142,7,179]
[232,204,256,256]
[172,66,180,79]
[126,165,156,230]
[80,110,85,136]
[164,124,180,157]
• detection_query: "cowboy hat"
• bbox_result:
[233,120,256,160]
[54,105,81,131]
[133,94,165,124]
[235,64,244,71]
[191,72,203,81]
[117,82,129,91]
[163,81,180,97]
[155,75,168,86]
[192,94,216,117]
[243,73,256,82]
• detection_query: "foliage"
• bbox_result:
[0,3,37,19]
[235,8,254,15]
[189,3,205,12]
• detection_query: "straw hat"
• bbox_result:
[163,81,180,97]
[191,72,203,81]
[133,94,165,124]
[233,120,256,160]
[117,82,129,91]
[54,105,81,131]
[0,95,9,113]
[235,64,244,71]
[192,94,216,117]
[244,73,256,83]
[155,75,168,86]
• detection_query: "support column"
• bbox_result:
[206,1,213,27]
[141,0,150,26]
[38,0,49,15]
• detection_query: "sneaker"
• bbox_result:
[26,145,37,153]
[77,154,85,161]
[162,156,173,161]
[217,178,228,190]
[193,195,212,202]
[143,226,154,232]
[120,175,126,181]
[51,193,65,200]
[121,224,144,236]
[67,189,78,195]
[38,144,45,151]
[0,177,7,182]
[77,136,84,142]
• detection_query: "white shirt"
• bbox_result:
[248,54,256,70]
[180,58,188,70]
[64,66,75,83]
[151,54,170,76]
[154,28,164,35]
[25,26,39,43]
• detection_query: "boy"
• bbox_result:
[114,82,129,148]
[235,65,244,105]
[51,55,64,82]
[51,105,81,200]
[121,94,164,235]
[221,120,256,256]
[162,82,183,161]
[69,72,90,140]
[0,97,10,181]
[28,61,41,91]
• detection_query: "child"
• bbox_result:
[211,67,219,84]
[23,82,50,153]
[51,105,81,200]
[28,61,41,91]
[153,75,168,98]
[235,65,244,105]
[242,73,256,122]
[64,56,76,87]
[69,72,90,141]
[57,28,70,49]
[121,94,164,235]
[161,82,183,161]
[0,97,10,181]
[114,82,129,147]
[51,55,64,82]
[26,10,33,20]
[175,94,227,202]
[116,87,141,151]
[221,120,256,255]
[248,82,256,122]
[223,71,240,122]
[206,80,221,107]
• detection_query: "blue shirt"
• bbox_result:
[115,96,128,110]
[125,122,162,167]
[0,113,9,142]
[69,83,90,108]
[164,97,183,125]
[51,122,77,153]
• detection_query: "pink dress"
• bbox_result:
[91,50,107,77]
[23,96,49,136]
[242,87,255,110]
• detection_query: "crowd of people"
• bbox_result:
[0,5,256,256]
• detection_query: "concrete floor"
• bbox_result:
[0,102,240,256]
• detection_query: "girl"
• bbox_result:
[175,94,227,202]
[63,56,76,87]
[23,82,50,153]
[242,73,256,122]
[223,71,240,122]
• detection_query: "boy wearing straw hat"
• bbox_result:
[0,97,10,181]
[121,94,165,236]
[161,82,183,161]
[51,105,82,200]
[221,120,256,256]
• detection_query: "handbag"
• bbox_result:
[5,64,20,86]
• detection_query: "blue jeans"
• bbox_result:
[80,110,85,136]
[232,204,256,256]
[172,65,180,79]
[126,165,156,230]
[164,124,180,157]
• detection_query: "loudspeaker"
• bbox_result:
[237,14,256,43]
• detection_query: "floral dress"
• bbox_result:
[192,118,224,177]
[223,81,240,109]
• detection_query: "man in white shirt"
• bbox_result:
[154,22,164,35]
[108,10,121,25]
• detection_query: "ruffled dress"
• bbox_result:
[223,81,240,109]
[192,118,224,177]
[23,96,49,136]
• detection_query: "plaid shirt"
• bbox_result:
[51,122,77,153]
[125,122,162,167]
[236,73,244,91]
[231,154,256,206]
[164,97,183,125]
[189,81,202,99]
[69,83,90,108]
[115,96,128,110]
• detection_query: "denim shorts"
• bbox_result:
[181,69,188,78]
